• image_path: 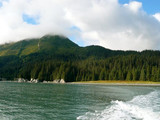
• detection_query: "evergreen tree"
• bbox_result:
[99,69,105,80]
[139,68,146,81]
[126,71,132,81]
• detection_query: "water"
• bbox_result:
[0,82,160,120]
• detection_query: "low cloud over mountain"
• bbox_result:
[0,0,160,50]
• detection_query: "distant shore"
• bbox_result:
[71,80,160,86]
[1,80,160,86]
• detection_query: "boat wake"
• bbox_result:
[77,90,160,120]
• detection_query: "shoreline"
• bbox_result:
[70,81,160,86]
[1,80,160,86]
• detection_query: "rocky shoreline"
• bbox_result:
[1,78,160,86]
[13,78,66,84]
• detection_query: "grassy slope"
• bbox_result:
[0,35,79,57]
[0,39,39,56]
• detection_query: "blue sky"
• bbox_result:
[119,0,160,14]
[22,14,39,25]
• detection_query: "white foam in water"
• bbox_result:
[77,90,160,120]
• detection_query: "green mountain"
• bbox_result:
[0,35,138,58]
[0,35,79,56]
[0,35,160,82]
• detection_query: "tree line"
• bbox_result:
[17,54,160,82]
[0,50,160,82]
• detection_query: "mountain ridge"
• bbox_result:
[0,34,159,58]
[0,34,160,82]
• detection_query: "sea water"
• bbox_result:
[0,82,159,120]
[77,88,160,120]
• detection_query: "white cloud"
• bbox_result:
[154,13,160,22]
[0,0,159,50]
[124,1,142,13]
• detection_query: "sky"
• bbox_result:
[119,0,160,14]
[0,0,160,50]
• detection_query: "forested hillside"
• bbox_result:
[0,35,160,82]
